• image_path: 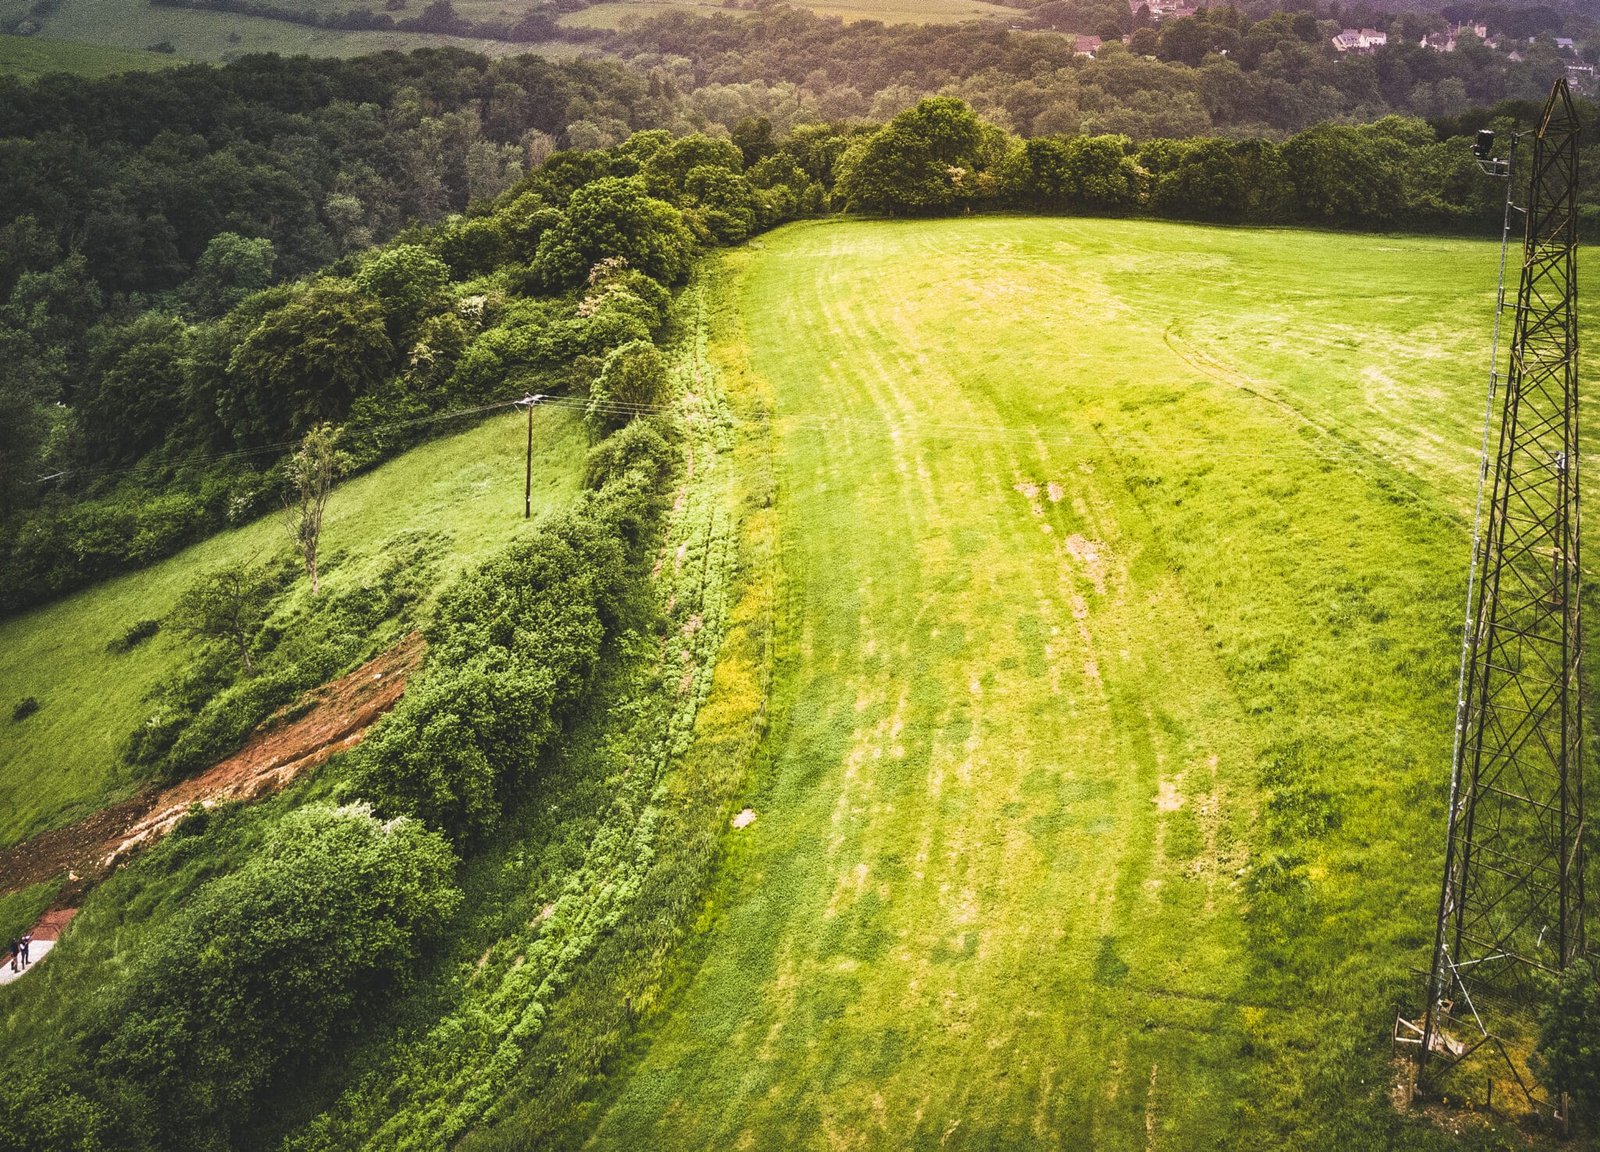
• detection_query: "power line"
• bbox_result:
[34,358,1545,495]
[538,390,1526,468]
[32,396,531,487]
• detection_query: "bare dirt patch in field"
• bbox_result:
[0,633,424,902]
[1064,535,1107,595]
[1156,779,1184,812]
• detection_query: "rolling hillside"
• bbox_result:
[0,0,1013,70]
[487,218,1600,1149]
[0,405,586,848]
[3,215,1596,1150]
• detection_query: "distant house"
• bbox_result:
[1331,27,1387,54]
[1555,37,1575,51]
[1126,0,1196,24]
[1420,23,1487,53]
[1075,34,1103,56]
[1568,63,1597,95]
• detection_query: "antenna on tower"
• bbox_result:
[1396,77,1586,1125]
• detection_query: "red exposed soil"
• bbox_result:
[0,632,425,903]
[31,907,77,943]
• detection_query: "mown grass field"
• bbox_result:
[0,32,185,77]
[557,0,1012,31]
[564,219,1600,1148]
[0,406,585,849]
[0,0,538,65]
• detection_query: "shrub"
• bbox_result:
[10,697,38,723]
[585,340,670,436]
[95,803,460,1149]
[0,1067,115,1152]
[1534,959,1600,1119]
[584,416,677,491]
[108,618,161,654]
[348,491,642,842]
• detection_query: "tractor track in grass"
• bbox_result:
[0,633,423,912]
[1161,316,1461,520]
[579,219,1271,1150]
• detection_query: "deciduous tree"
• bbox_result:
[531,176,694,288]
[834,97,989,215]
[283,422,350,596]
[173,564,277,674]
[223,281,392,445]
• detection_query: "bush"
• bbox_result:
[585,340,670,435]
[108,618,161,654]
[348,487,645,842]
[1534,959,1600,1119]
[0,1067,116,1152]
[0,489,214,615]
[584,416,677,491]
[95,803,460,1149]
[11,697,38,723]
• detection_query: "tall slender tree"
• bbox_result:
[283,423,349,596]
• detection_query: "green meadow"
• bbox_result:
[0,406,585,848]
[0,32,184,77]
[0,0,534,65]
[558,218,1600,1148]
[558,0,1012,31]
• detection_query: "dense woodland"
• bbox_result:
[599,5,1595,136]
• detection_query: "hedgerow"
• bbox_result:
[345,431,675,843]
[283,280,738,1150]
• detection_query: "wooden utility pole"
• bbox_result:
[521,394,542,518]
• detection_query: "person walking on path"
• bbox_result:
[19,932,30,967]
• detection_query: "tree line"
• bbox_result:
[597,5,1591,137]
[2,51,1597,614]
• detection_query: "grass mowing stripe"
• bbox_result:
[573,218,1596,1149]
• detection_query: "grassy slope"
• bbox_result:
[558,0,1012,31]
[0,32,185,77]
[2,0,1007,67]
[0,406,585,849]
[569,219,1599,1148]
[1,0,544,63]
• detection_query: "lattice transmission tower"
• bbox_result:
[1404,78,1586,1117]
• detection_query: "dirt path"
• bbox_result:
[0,633,425,902]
